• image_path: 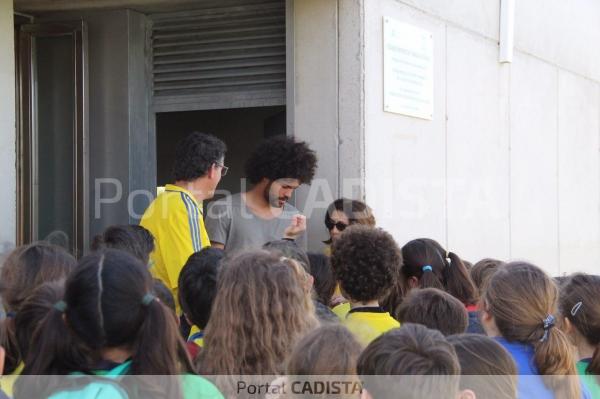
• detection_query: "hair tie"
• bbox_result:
[5,311,17,319]
[540,314,556,342]
[141,293,156,306]
[53,300,67,313]
[571,301,583,316]
[422,265,433,273]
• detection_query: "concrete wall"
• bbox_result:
[292,0,365,249]
[0,0,16,253]
[363,0,600,275]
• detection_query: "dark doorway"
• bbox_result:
[156,106,286,199]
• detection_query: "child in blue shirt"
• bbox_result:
[480,262,590,399]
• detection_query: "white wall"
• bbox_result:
[0,0,16,253]
[363,0,600,275]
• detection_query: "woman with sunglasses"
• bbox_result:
[324,198,376,244]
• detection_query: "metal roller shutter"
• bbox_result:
[150,0,286,112]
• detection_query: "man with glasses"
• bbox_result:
[140,132,227,305]
[206,135,317,255]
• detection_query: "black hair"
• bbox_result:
[244,136,317,185]
[331,226,401,303]
[263,240,310,273]
[307,253,336,307]
[178,248,224,330]
[172,132,227,182]
[91,225,155,265]
[401,238,477,306]
[20,249,194,398]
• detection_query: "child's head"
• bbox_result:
[331,226,401,304]
[0,242,76,312]
[91,225,155,265]
[25,249,193,378]
[198,250,317,375]
[481,262,580,399]
[559,273,600,380]
[287,324,363,375]
[178,248,224,330]
[401,238,477,306]
[357,323,460,399]
[396,288,468,336]
[0,242,76,373]
[470,258,505,297]
[15,281,90,374]
[447,334,517,399]
[307,253,336,307]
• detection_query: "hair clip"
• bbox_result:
[540,314,556,342]
[141,293,156,306]
[422,265,433,273]
[570,301,583,316]
[53,300,67,313]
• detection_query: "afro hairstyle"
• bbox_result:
[331,225,402,303]
[244,136,317,185]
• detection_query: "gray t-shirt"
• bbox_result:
[205,193,307,255]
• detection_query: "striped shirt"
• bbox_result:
[140,184,210,307]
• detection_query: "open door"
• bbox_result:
[17,21,88,256]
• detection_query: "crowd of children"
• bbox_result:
[0,215,597,399]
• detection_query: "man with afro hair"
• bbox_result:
[140,132,226,305]
[206,135,317,254]
[331,225,402,345]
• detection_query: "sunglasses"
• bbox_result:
[325,219,349,232]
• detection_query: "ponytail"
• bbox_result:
[131,296,194,375]
[401,239,476,306]
[21,303,90,375]
[443,252,477,306]
[534,324,581,399]
[485,263,582,399]
[127,296,194,399]
[419,266,445,291]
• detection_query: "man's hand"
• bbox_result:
[283,214,307,240]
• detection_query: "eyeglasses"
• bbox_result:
[215,162,229,176]
[325,219,349,232]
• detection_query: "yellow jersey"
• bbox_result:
[140,184,210,304]
[343,307,400,346]
[332,302,351,320]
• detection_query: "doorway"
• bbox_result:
[156,106,286,200]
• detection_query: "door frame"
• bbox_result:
[16,21,89,256]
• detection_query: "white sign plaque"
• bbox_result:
[383,18,434,120]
